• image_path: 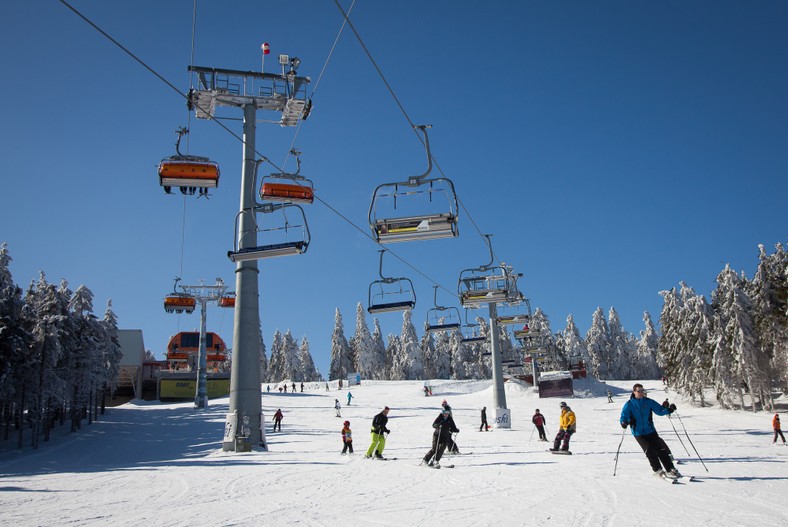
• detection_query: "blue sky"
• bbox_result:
[2,1,786,376]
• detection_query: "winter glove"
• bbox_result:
[620,422,628,429]
[669,403,677,413]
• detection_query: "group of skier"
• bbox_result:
[323,382,783,480]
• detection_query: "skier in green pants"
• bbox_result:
[365,407,391,459]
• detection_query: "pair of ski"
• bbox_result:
[421,462,454,469]
[659,474,695,484]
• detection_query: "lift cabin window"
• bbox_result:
[180,332,214,349]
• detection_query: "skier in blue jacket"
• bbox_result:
[620,383,681,479]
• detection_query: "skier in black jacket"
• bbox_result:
[421,407,460,468]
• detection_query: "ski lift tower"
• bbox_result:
[178,279,230,409]
[458,235,523,428]
[188,53,311,452]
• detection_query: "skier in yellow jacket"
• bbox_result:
[549,401,576,453]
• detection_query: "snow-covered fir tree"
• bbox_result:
[267,330,286,382]
[0,243,26,411]
[257,321,268,381]
[281,330,302,381]
[328,308,353,381]
[22,273,69,448]
[299,336,322,381]
[634,312,660,379]
[420,331,436,379]
[389,309,422,380]
[558,314,586,370]
[370,318,387,380]
[712,265,771,411]
[529,308,561,371]
[385,334,400,379]
[748,243,788,393]
[585,307,612,379]
[432,327,453,379]
[608,307,636,379]
[351,303,378,379]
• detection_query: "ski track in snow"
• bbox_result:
[0,379,786,526]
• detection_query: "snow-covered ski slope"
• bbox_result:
[1,379,786,526]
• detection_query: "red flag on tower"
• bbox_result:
[262,42,270,55]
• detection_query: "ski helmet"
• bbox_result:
[559,401,567,408]
[344,420,350,426]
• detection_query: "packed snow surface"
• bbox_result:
[1,379,786,526]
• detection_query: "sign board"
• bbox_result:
[347,372,361,386]
[493,407,511,429]
[159,377,230,399]
[538,376,574,398]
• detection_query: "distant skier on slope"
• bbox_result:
[334,399,342,418]
[532,409,547,441]
[421,406,460,468]
[620,383,682,479]
[773,413,786,444]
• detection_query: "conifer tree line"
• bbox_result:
[311,243,786,412]
[0,244,122,449]
[658,244,787,411]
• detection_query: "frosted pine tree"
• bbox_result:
[634,312,660,379]
[585,307,611,379]
[386,334,403,380]
[0,243,26,413]
[282,330,302,381]
[607,307,629,379]
[268,330,286,383]
[23,273,69,448]
[712,265,770,411]
[257,320,268,381]
[749,243,788,393]
[433,328,453,379]
[351,303,377,379]
[299,336,322,381]
[420,331,437,379]
[660,284,713,405]
[328,308,353,381]
[405,309,424,379]
[560,314,587,370]
[98,299,121,417]
[530,308,561,371]
[370,318,387,380]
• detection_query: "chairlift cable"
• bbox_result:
[282,0,357,171]
[60,0,465,307]
[333,0,501,265]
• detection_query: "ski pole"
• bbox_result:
[674,411,709,472]
[430,425,443,465]
[529,427,535,442]
[613,427,627,476]
[668,414,691,456]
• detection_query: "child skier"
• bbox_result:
[341,420,353,454]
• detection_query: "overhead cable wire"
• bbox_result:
[332,0,501,265]
[60,0,456,300]
[282,0,357,171]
